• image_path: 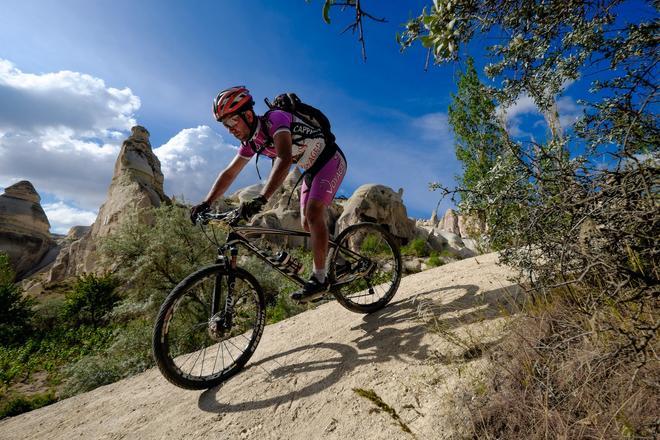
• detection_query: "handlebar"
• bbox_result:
[195,208,242,227]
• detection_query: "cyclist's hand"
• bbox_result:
[190,201,211,225]
[239,195,268,220]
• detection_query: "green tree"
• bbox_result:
[0,253,33,345]
[64,273,120,328]
[448,57,507,194]
[445,57,529,248]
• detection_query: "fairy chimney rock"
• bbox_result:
[0,181,55,278]
[47,126,171,282]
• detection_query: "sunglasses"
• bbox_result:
[222,114,242,129]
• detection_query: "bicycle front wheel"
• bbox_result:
[152,265,265,390]
[329,223,402,314]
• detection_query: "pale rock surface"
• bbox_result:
[430,209,439,227]
[336,184,416,241]
[47,126,170,282]
[230,182,264,204]
[0,181,55,279]
[435,230,477,259]
[0,253,520,440]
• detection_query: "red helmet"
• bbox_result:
[213,86,254,121]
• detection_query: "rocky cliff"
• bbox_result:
[47,126,170,282]
[0,181,55,279]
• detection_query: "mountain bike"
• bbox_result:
[152,209,402,390]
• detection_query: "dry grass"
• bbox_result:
[467,290,659,439]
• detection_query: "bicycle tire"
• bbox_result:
[152,264,265,390]
[329,223,402,314]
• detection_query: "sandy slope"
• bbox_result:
[1,252,520,440]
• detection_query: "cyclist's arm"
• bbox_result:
[261,131,293,200]
[203,153,250,204]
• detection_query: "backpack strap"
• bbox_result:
[249,114,274,180]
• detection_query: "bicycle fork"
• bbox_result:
[209,246,238,338]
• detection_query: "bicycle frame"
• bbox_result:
[220,225,338,285]
[204,212,375,324]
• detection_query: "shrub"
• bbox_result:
[426,252,443,267]
[0,325,114,385]
[64,273,120,328]
[360,232,392,255]
[470,290,659,439]
[401,237,429,257]
[0,391,57,419]
[61,354,121,398]
[99,204,217,310]
[31,295,67,333]
[62,319,154,396]
[0,253,33,345]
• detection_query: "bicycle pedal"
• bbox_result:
[310,293,331,303]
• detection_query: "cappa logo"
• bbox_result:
[292,123,319,136]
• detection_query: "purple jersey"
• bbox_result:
[237,110,328,170]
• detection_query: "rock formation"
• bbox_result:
[414,207,488,259]
[438,208,486,239]
[0,181,56,279]
[439,208,461,235]
[47,126,170,282]
[335,184,416,242]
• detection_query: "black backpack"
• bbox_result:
[265,93,336,146]
[252,93,345,206]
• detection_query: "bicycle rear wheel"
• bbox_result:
[152,265,265,390]
[329,223,402,314]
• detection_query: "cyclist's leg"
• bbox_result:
[305,199,329,276]
[302,152,347,275]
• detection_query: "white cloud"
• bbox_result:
[340,125,459,219]
[498,93,583,138]
[42,201,97,234]
[0,59,139,134]
[155,125,256,204]
[411,112,452,143]
[556,96,583,129]
[0,59,140,210]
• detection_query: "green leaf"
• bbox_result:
[421,36,434,48]
[322,0,333,24]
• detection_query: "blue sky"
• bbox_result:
[0,0,600,233]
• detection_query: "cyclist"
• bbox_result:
[190,86,347,302]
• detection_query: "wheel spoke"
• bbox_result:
[154,266,265,388]
[330,224,402,313]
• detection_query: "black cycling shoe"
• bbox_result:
[290,275,329,302]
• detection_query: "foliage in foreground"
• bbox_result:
[415,2,659,437]
[470,290,658,439]
[62,319,154,397]
[60,204,317,395]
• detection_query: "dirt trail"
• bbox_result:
[1,253,519,440]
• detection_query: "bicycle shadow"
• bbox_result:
[198,282,522,414]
